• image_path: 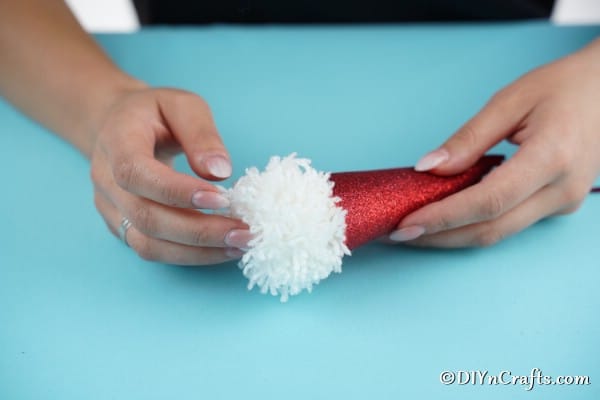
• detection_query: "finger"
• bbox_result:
[415,84,533,175]
[402,183,561,248]
[157,89,232,181]
[103,129,229,210]
[94,190,243,265]
[98,163,249,248]
[396,135,559,236]
[121,195,251,249]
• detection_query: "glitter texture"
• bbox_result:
[332,155,504,249]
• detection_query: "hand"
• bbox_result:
[389,38,600,247]
[90,86,251,264]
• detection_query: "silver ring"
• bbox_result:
[118,217,132,247]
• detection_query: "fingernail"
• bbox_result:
[415,149,449,172]
[225,247,245,259]
[224,229,253,249]
[204,156,232,179]
[389,225,426,242]
[191,190,230,209]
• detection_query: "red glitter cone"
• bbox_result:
[331,155,504,249]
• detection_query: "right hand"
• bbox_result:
[90,86,251,265]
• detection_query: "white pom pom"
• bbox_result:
[226,154,350,302]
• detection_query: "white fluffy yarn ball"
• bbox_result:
[226,154,350,302]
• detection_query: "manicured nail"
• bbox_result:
[224,229,253,249]
[415,149,449,172]
[225,247,245,259]
[204,155,232,179]
[389,226,426,242]
[191,190,230,209]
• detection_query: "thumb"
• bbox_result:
[415,88,529,175]
[158,89,232,181]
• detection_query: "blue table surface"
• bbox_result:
[1,21,599,399]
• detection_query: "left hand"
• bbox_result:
[389,38,600,247]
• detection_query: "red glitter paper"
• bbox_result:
[331,155,504,250]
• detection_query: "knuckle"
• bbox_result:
[534,144,557,172]
[93,192,102,211]
[478,190,505,219]
[559,181,588,209]
[489,88,510,106]
[550,146,573,176]
[476,227,504,247]
[129,203,156,234]
[428,213,455,233]
[452,124,479,150]
[90,164,102,186]
[159,184,184,207]
[488,85,519,108]
[174,90,209,110]
[134,238,157,261]
[487,89,515,116]
[561,187,580,206]
[190,226,212,246]
[113,158,138,190]
[557,204,581,215]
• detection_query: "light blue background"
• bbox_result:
[1,22,599,399]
